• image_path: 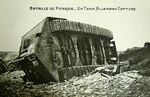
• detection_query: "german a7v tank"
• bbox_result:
[14,17,118,83]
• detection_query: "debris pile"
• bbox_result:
[0,44,150,97]
[0,51,18,72]
[1,69,150,97]
[42,70,150,97]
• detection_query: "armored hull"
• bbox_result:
[16,17,118,83]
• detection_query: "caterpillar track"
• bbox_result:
[14,17,118,83]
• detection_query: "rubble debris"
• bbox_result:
[116,61,130,73]
[0,70,25,82]
[1,69,150,97]
[46,71,150,97]
[0,51,18,63]
[91,65,117,76]
[0,58,8,74]
[0,51,19,72]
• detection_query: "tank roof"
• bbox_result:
[23,17,113,39]
[49,19,113,39]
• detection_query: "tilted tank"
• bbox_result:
[14,17,118,83]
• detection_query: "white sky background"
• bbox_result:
[0,0,150,51]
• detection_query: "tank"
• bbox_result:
[14,17,118,83]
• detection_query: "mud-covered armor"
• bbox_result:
[13,17,118,83]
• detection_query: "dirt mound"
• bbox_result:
[119,47,142,61]
[119,46,150,63]
[0,70,150,97]
[44,71,150,97]
[119,46,150,72]
[130,47,150,64]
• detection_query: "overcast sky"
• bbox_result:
[0,0,150,51]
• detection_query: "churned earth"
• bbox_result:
[0,46,150,97]
[0,69,150,97]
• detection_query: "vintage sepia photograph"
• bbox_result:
[0,0,150,97]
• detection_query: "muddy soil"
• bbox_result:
[0,70,150,97]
